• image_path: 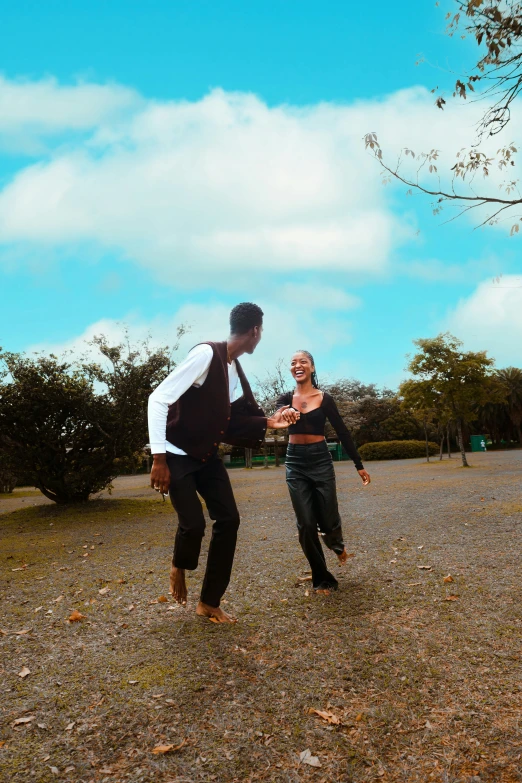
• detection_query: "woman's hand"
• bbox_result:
[358,469,371,486]
[267,405,300,429]
[280,405,300,424]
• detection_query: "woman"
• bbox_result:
[278,351,370,594]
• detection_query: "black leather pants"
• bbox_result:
[285,441,345,589]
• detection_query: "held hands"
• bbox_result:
[267,405,300,430]
[150,455,171,495]
[358,469,371,486]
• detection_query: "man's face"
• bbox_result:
[248,324,263,354]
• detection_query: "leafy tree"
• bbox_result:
[406,333,504,466]
[254,359,288,412]
[0,448,18,494]
[0,331,182,504]
[399,379,440,462]
[365,1,522,232]
[496,366,522,442]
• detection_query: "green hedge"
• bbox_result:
[359,440,439,461]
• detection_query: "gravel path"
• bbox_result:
[1,451,521,782]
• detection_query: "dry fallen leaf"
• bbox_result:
[128,680,139,685]
[68,611,86,622]
[152,739,186,755]
[309,708,341,725]
[18,667,31,679]
[50,767,59,776]
[13,716,34,726]
[443,574,454,583]
[299,749,321,768]
[417,565,432,570]
[445,594,459,601]
[304,590,310,597]
[65,722,75,731]
[98,587,110,595]
[158,595,168,603]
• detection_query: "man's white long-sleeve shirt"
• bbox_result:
[148,344,240,455]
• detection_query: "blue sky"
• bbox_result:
[1,0,521,389]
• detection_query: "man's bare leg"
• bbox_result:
[196,601,237,623]
[170,565,187,605]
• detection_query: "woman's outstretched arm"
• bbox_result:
[324,394,370,484]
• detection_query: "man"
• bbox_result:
[148,302,296,623]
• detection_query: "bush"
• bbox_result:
[359,440,439,461]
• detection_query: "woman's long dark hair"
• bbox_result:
[296,350,319,389]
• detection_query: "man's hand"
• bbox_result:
[150,455,171,495]
[358,469,371,486]
[267,405,300,429]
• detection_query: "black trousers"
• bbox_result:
[285,441,345,589]
[167,453,240,608]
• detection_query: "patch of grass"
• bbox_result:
[1,497,171,527]
[0,489,43,499]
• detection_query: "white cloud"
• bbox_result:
[0,84,420,282]
[276,283,360,310]
[0,78,518,285]
[444,276,522,367]
[0,75,140,146]
[27,298,355,384]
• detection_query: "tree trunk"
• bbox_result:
[263,440,268,469]
[424,418,430,462]
[447,423,452,458]
[244,448,252,469]
[274,435,280,467]
[456,418,469,467]
[439,435,444,461]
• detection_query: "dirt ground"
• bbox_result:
[1,451,521,783]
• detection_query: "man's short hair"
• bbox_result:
[229,302,264,335]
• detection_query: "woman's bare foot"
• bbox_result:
[196,601,237,623]
[337,549,349,565]
[314,587,331,596]
[170,566,187,605]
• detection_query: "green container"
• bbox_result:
[470,434,487,452]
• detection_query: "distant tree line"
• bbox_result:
[256,334,522,468]
[0,331,520,503]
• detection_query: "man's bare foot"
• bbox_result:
[170,566,187,605]
[196,601,237,623]
[337,549,348,565]
[314,587,331,596]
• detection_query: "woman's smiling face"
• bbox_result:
[290,352,314,384]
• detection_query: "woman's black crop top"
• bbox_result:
[276,391,363,471]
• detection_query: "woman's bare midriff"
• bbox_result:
[288,435,326,444]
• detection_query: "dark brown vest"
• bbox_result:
[165,341,266,461]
